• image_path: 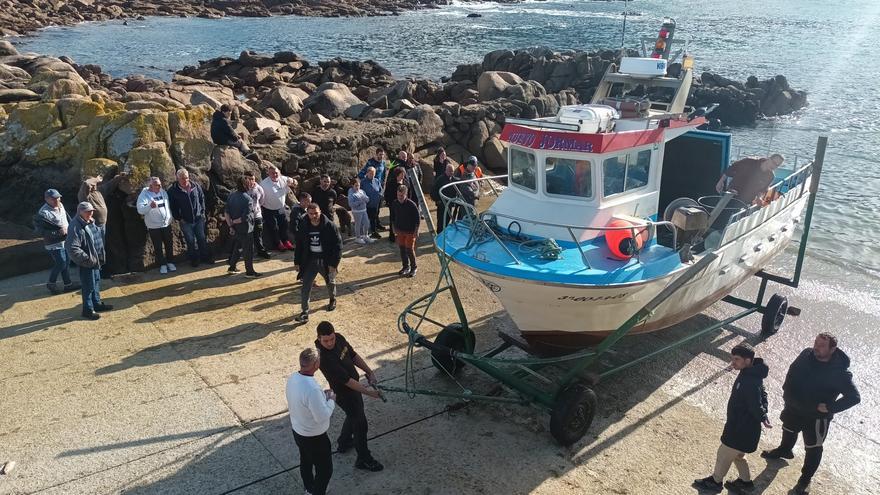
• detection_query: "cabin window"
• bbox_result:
[603,149,651,197]
[510,148,536,191]
[545,157,593,199]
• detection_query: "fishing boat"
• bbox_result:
[434,20,816,353]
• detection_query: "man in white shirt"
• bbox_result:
[286,348,336,495]
[259,163,297,252]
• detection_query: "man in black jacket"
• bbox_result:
[167,169,212,267]
[430,162,458,234]
[390,184,420,277]
[294,203,342,323]
[761,333,860,494]
[211,104,260,162]
[695,343,770,493]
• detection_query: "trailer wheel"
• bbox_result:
[550,382,598,446]
[432,324,468,376]
[761,294,788,336]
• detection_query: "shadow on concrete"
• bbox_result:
[95,315,292,375]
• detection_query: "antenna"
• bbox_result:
[620,0,628,49]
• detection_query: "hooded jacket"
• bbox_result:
[720,358,769,453]
[136,187,173,229]
[294,214,342,268]
[782,348,860,419]
[211,110,239,146]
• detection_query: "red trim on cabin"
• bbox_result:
[499,117,706,154]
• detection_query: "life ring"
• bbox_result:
[605,219,649,260]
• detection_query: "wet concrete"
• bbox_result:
[0,230,876,494]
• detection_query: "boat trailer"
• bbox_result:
[378,137,827,445]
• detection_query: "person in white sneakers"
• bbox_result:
[347,177,373,245]
[136,177,175,274]
[286,347,336,495]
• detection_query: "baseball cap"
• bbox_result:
[45,188,62,198]
[77,201,95,213]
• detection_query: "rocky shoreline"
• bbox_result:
[0,0,514,37]
[0,37,807,278]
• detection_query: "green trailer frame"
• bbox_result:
[378,137,827,445]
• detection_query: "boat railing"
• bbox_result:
[438,175,678,270]
[723,160,814,230]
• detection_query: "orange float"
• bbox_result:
[604,219,649,260]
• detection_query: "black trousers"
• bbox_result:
[336,390,371,462]
[228,227,254,273]
[367,206,379,233]
[148,226,174,266]
[778,408,831,485]
[252,217,267,254]
[292,430,333,495]
[262,207,289,246]
[435,203,448,233]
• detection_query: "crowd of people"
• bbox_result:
[34,116,485,322]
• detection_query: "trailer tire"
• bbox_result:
[550,382,598,446]
[761,294,788,336]
[432,324,467,376]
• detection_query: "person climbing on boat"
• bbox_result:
[715,154,785,205]
[694,343,770,493]
[455,155,484,179]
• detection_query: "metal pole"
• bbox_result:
[790,136,826,287]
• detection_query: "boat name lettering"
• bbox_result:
[538,134,594,152]
[506,131,538,147]
[557,293,627,302]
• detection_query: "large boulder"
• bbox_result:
[123,142,176,192]
[105,111,171,162]
[0,88,40,103]
[22,126,83,165]
[0,40,18,57]
[56,97,107,127]
[482,136,507,172]
[303,82,366,119]
[402,105,444,141]
[167,105,214,171]
[476,71,524,101]
[81,157,119,179]
[263,86,308,117]
[0,102,63,165]
[42,77,91,100]
[210,145,261,198]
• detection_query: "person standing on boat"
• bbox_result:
[286,347,336,495]
[715,154,784,205]
[391,184,421,277]
[315,321,384,473]
[694,343,770,493]
[761,333,860,495]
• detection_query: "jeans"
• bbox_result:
[228,227,255,273]
[352,210,369,238]
[336,390,371,462]
[292,430,333,495]
[180,217,211,262]
[300,258,336,313]
[147,226,174,266]
[262,207,289,246]
[47,248,71,285]
[79,266,101,314]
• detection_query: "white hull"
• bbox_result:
[461,186,810,346]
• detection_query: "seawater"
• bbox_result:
[12,0,880,278]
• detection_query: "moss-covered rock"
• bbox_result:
[124,142,176,190]
[22,126,84,165]
[56,97,107,128]
[106,111,171,161]
[42,78,91,101]
[81,158,119,179]
[0,102,62,165]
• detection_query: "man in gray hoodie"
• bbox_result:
[66,202,113,320]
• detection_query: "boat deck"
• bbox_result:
[436,224,683,286]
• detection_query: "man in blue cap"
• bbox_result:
[34,189,79,295]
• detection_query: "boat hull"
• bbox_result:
[458,191,809,353]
